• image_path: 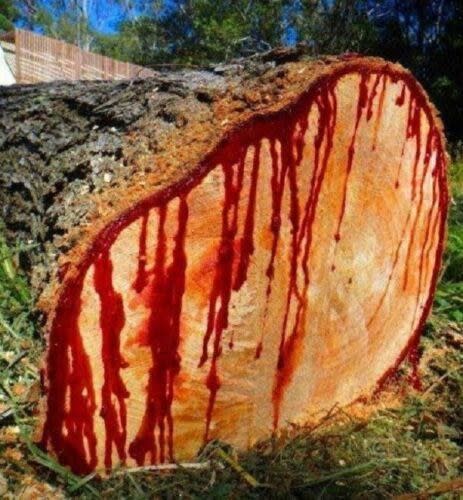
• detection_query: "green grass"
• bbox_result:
[0,224,39,426]
[434,160,463,324]
[0,165,462,498]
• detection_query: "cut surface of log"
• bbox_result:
[1,54,448,474]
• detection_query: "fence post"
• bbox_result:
[14,29,21,83]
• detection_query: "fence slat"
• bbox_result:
[14,28,155,84]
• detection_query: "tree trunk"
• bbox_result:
[0,50,449,474]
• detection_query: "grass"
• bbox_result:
[0,164,461,498]
[433,161,463,324]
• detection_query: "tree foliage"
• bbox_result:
[93,0,289,65]
[288,0,463,140]
[290,0,380,54]
[0,0,17,31]
[13,0,128,49]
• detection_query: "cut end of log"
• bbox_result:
[39,57,448,474]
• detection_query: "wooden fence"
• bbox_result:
[14,29,155,84]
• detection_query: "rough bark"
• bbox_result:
[0,66,227,289]
[0,49,449,474]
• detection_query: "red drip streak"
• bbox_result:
[403,116,432,292]
[128,197,189,465]
[275,127,302,367]
[271,122,302,425]
[93,250,129,470]
[372,74,387,150]
[409,130,442,337]
[234,143,261,291]
[132,213,149,292]
[254,341,263,359]
[366,73,381,121]
[262,111,309,366]
[333,73,369,243]
[199,155,245,441]
[40,279,97,474]
[422,163,441,287]
[266,139,285,287]
[271,85,337,428]
[258,138,284,356]
[407,95,422,201]
[415,131,438,286]
[396,83,406,106]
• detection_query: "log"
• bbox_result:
[0,51,449,474]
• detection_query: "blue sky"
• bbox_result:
[32,0,177,34]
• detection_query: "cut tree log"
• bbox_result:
[0,50,448,474]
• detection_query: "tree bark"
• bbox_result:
[0,50,449,474]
